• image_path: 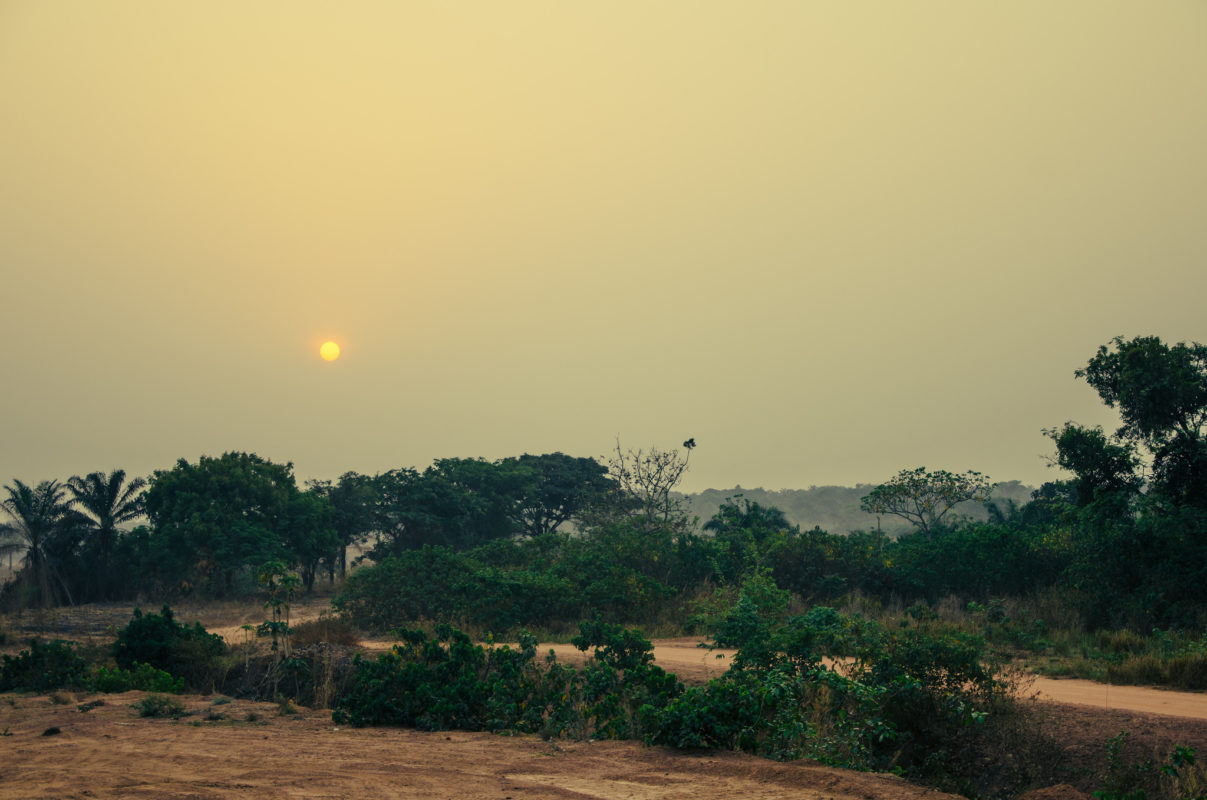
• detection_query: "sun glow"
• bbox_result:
[319,341,340,361]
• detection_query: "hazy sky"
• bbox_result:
[2,2,1205,494]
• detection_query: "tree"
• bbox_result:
[280,491,339,592]
[65,469,147,601]
[1075,335,1207,508]
[369,460,524,556]
[508,453,614,536]
[703,496,796,583]
[143,452,329,595]
[1043,423,1142,509]
[0,479,77,607]
[860,468,992,537]
[306,471,378,581]
[603,439,696,532]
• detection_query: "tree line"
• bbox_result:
[0,450,616,608]
[4,335,1207,635]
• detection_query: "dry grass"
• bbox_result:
[290,613,360,648]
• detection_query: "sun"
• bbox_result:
[319,341,341,361]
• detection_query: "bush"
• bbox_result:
[333,620,683,740]
[0,639,89,692]
[334,625,547,730]
[113,606,227,691]
[334,547,581,634]
[90,663,184,694]
[134,693,186,719]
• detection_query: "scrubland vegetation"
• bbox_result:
[4,335,1207,799]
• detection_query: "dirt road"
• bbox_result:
[533,638,1207,722]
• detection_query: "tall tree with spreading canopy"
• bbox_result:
[143,452,334,595]
[1076,335,1207,508]
[508,452,614,536]
[860,468,992,537]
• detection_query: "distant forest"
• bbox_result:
[683,480,1036,535]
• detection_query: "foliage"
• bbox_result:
[333,620,682,741]
[142,452,337,595]
[1093,732,1205,800]
[134,693,186,719]
[305,471,378,581]
[257,560,300,658]
[703,496,795,584]
[508,452,615,536]
[0,639,89,691]
[333,625,562,731]
[369,459,538,556]
[334,545,578,633]
[337,522,703,633]
[90,662,183,693]
[1078,336,1207,508]
[1,479,79,607]
[1045,423,1143,509]
[113,606,227,690]
[65,469,147,602]
[653,578,1013,792]
[860,467,992,536]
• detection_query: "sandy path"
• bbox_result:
[1027,675,1207,720]
[459,637,1207,722]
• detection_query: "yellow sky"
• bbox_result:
[2,1,1205,492]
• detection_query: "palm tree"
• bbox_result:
[66,469,146,601]
[0,479,76,607]
[0,524,21,581]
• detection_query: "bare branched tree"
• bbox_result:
[605,438,697,532]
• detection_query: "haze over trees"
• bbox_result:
[1,334,1205,638]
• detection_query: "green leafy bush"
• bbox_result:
[113,606,227,690]
[0,639,89,692]
[333,625,554,730]
[333,620,683,740]
[89,662,184,694]
[571,618,682,740]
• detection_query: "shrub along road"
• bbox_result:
[359,635,1207,722]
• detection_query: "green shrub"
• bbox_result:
[334,547,581,633]
[113,606,227,690]
[90,662,184,694]
[134,693,186,719]
[572,618,682,740]
[334,625,554,731]
[333,621,682,740]
[0,639,89,692]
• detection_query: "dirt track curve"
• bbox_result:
[522,638,1207,722]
